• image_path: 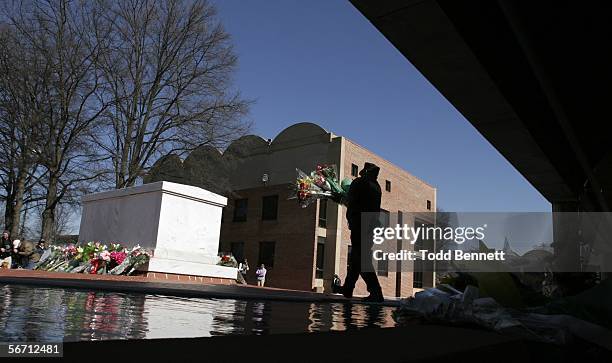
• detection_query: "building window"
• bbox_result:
[233,198,248,222]
[258,241,275,268]
[377,209,390,276]
[230,242,245,262]
[318,199,327,228]
[385,180,391,192]
[380,209,390,228]
[413,260,424,288]
[426,200,432,210]
[262,195,278,220]
[351,163,359,177]
[316,237,325,279]
[347,244,352,270]
[377,259,389,277]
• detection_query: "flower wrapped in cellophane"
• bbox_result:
[290,164,352,208]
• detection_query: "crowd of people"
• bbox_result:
[0,230,49,270]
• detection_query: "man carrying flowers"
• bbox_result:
[336,162,384,303]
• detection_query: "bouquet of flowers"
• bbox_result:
[35,242,151,276]
[290,164,352,208]
[217,253,238,268]
[108,245,152,275]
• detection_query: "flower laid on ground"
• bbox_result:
[35,242,152,276]
[290,164,352,208]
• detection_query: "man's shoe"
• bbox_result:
[341,286,353,299]
[362,294,384,303]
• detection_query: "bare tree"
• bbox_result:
[0,0,250,242]
[0,25,47,238]
[3,0,112,242]
[94,0,250,189]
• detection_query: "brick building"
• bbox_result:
[217,123,437,297]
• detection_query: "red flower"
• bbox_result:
[90,259,100,274]
[110,251,127,265]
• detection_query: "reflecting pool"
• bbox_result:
[0,284,396,342]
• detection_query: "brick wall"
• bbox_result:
[219,184,317,291]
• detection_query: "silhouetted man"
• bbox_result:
[341,162,384,302]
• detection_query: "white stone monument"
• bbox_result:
[78,181,237,279]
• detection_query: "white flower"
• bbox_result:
[99,250,111,261]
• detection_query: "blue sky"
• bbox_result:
[214,0,550,212]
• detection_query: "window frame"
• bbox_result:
[377,209,391,276]
[413,259,424,288]
[315,237,325,279]
[318,199,327,228]
[351,163,359,177]
[258,241,276,268]
[233,198,248,222]
[261,195,279,221]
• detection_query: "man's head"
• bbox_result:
[359,162,380,180]
[38,239,46,249]
[2,230,9,239]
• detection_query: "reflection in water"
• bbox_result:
[0,284,396,342]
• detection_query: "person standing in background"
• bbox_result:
[0,230,11,269]
[256,264,267,287]
[238,259,250,284]
[1,230,11,257]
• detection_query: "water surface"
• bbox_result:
[0,284,396,342]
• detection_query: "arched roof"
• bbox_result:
[225,134,269,157]
[271,122,327,146]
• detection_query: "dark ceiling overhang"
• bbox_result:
[350,0,612,211]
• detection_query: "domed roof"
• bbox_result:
[144,154,185,184]
[271,122,327,146]
[183,145,230,195]
[225,135,269,157]
[184,145,224,169]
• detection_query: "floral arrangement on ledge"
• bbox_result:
[35,242,152,275]
[217,253,238,268]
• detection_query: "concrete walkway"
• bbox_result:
[0,269,400,306]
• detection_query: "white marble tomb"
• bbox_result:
[78,181,237,279]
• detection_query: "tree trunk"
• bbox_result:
[4,194,14,233]
[9,167,27,238]
[3,168,15,232]
[41,174,59,243]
